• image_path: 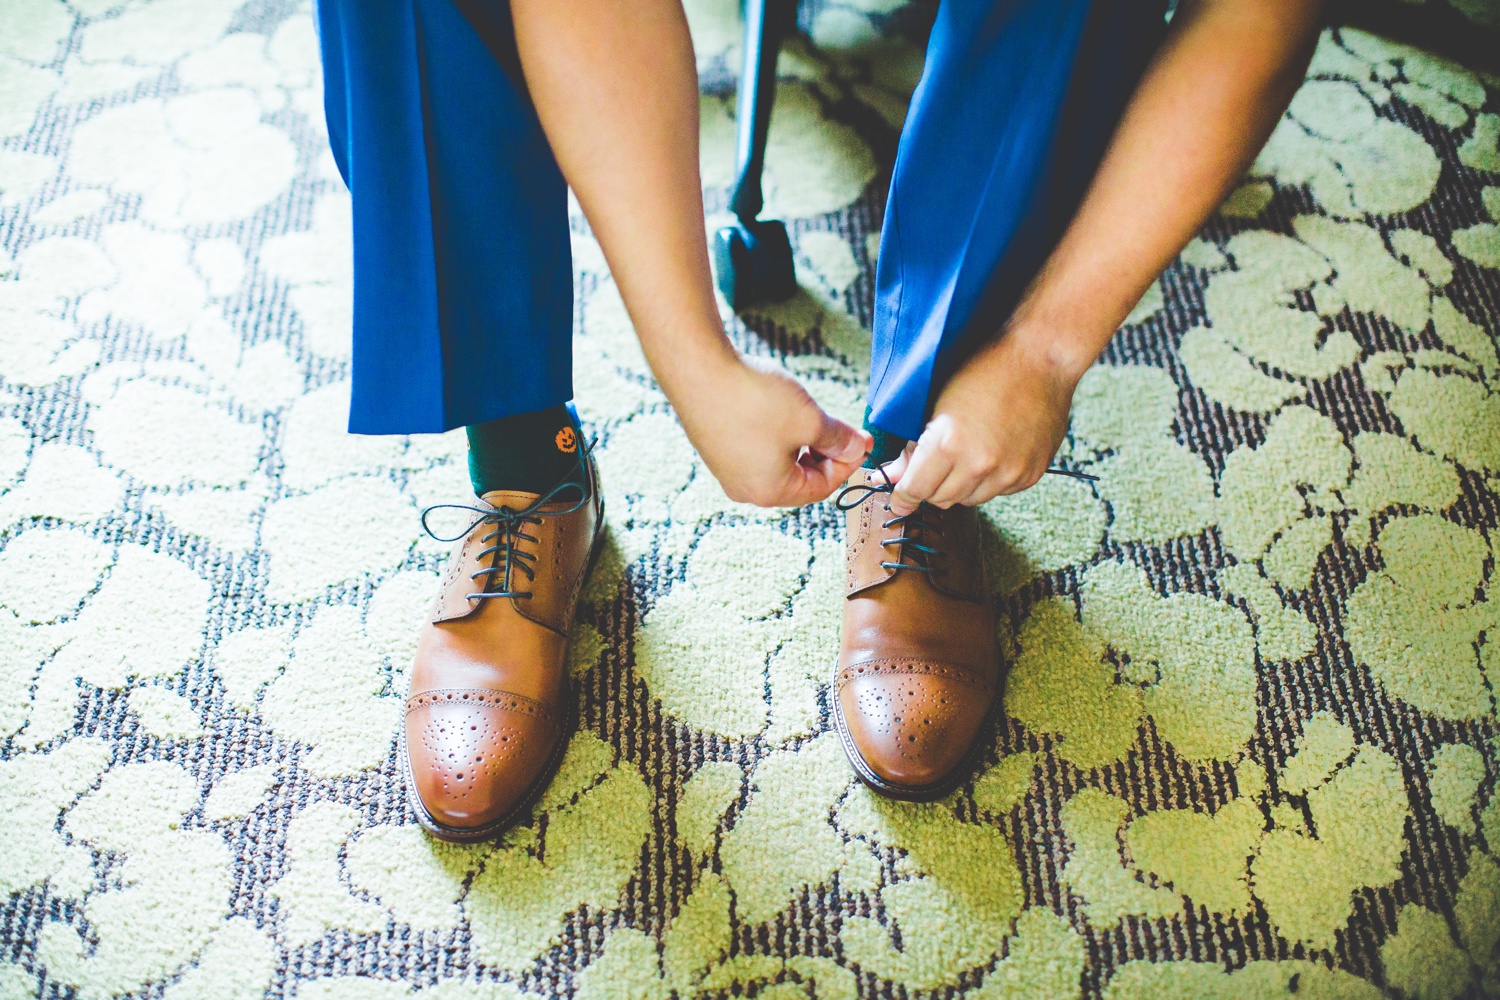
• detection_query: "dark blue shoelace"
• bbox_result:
[833,461,1097,511]
[422,440,595,602]
[833,462,1098,575]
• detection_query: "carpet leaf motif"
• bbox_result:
[0,3,1496,997]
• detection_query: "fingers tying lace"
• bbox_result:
[833,461,1098,578]
[833,461,1097,512]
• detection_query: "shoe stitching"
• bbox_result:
[405,687,558,727]
[835,658,995,696]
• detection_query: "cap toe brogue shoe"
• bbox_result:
[401,451,603,842]
[832,466,999,800]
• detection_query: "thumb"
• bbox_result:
[887,441,944,516]
[881,446,911,483]
[785,453,850,506]
[809,410,872,465]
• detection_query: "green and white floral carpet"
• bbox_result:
[3,1,1500,998]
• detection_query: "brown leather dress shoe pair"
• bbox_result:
[401,453,603,843]
[831,467,999,800]
[400,453,997,838]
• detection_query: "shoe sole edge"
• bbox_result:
[829,660,995,803]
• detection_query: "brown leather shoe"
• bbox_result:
[831,467,999,800]
[401,451,603,842]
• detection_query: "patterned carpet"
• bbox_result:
[2,1,1500,998]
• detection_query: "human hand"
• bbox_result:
[886,330,1079,516]
[672,354,872,508]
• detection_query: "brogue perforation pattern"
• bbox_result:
[847,491,875,590]
[405,688,558,728]
[835,659,995,698]
[849,675,960,761]
[418,712,524,802]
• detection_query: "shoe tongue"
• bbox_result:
[478,489,544,511]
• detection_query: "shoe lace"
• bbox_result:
[420,440,594,602]
[834,463,1098,577]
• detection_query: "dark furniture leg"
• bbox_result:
[713,0,798,310]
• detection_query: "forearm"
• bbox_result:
[508,0,867,505]
[508,0,740,401]
[1005,0,1325,377]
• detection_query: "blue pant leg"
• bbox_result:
[866,0,1167,440]
[315,0,572,435]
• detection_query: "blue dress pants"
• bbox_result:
[315,0,1165,437]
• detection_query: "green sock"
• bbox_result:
[862,408,906,469]
[466,404,587,497]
